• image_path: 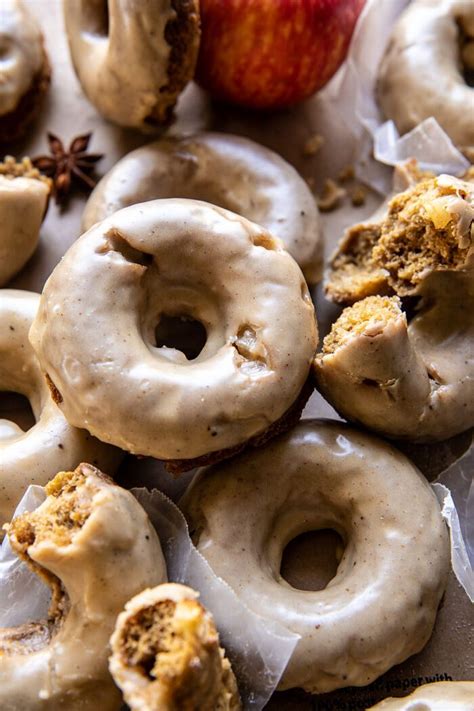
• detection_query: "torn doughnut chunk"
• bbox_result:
[0,464,166,710]
[326,174,474,304]
[109,583,241,711]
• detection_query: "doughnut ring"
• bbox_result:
[318,175,474,441]
[0,0,51,143]
[368,681,474,710]
[0,158,50,287]
[63,0,200,130]
[0,464,167,710]
[30,199,317,471]
[0,290,121,529]
[82,133,324,284]
[109,583,241,711]
[377,0,474,148]
[181,420,450,694]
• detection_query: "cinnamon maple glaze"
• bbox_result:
[30,199,317,462]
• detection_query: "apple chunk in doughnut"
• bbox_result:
[30,199,317,470]
[181,420,450,694]
[0,463,166,711]
[109,583,241,711]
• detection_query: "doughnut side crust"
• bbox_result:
[0,290,121,528]
[368,681,474,710]
[181,420,450,693]
[0,464,166,710]
[63,0,200,130]
[109,583,241,711]
[377,0,474,146]
[82,133,324,283]
[30,199,317,462]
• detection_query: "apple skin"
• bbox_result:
[195,0,366,110]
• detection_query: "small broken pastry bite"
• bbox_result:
[316,175,474,442]
[368,680,474,710]
[0,0,51,143]
[0,464,166,711]
[82,132,324,284]
[63,0,200,130]
[109,583,241,711]
[0,157,51,286]
[30,199,317,473]
[377,0,474,147]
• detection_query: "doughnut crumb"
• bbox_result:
[0,156,51,188]
[111,587,241,710]
[322,296,402,355]
[327,175,474,302]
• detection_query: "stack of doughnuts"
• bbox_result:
[0,1,471,709]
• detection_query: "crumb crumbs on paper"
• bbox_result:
[350,185,367,207]
[302,134,324,157]
[337,164,355,183]
[317,178,347,212]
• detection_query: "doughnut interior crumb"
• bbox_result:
[0,156,51,188]
[322,296,402,355]
[118,598,239,709]
[0,468,101,657]
[327,176,474,302]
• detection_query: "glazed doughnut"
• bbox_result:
[0,157,50,286]
[0,0,51,143]
[377,0,474,148]
[0,464,167,710]
[109,583,241,711]
[0,290,120,529]
[181,420,450,694]
[63,0,200,130]
[82,133,324,284]
[314,276,474,442]
[368,681,474,710]
[30,199,317,471]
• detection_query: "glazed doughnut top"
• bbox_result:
[0,0,44,116]
[30,198,317,461]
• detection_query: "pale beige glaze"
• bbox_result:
[181,420,450,694]
[109,583,241,711]
[0,0,44,118]
[0,174,49,286]
[82,133,324,284]
[30,199,318,462]
[0,464,167,710]
[0,290,121,529]
[315,273,474,442]
[377,0,474,147]
[63,0,199,130]
[368,681,474,710]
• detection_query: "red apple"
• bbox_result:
[195,0,366,109]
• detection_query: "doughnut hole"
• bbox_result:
[457,17,474,86]
[280,529,345,592]
[154,314,208,361]
[0,391,36,439]
[80,0,109,38]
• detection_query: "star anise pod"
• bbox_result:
[32,132,103,205]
